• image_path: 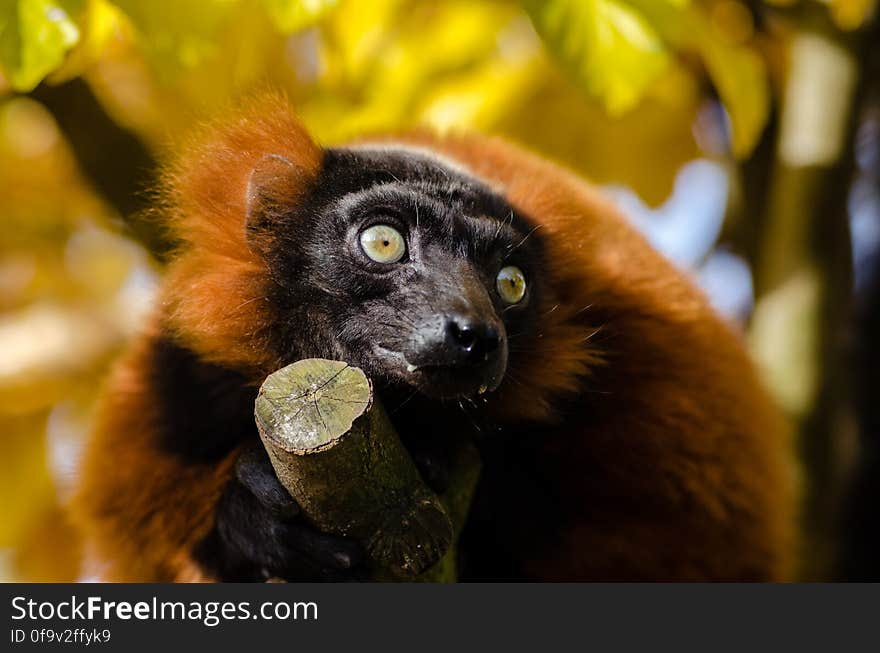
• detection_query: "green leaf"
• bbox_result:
[261,0,339,34]
[524,0,669,115]
[529,0,769,157]
[0,0,82,91]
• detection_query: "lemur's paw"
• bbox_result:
[214,443,365,581]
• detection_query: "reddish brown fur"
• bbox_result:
[72,97,797,581]
[160,93,322,374]
[73,322,236,581]
[73,95,323,581]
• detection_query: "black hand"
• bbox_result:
[411,448,451,494]
[405,435,451,494]
[212,443,365,581]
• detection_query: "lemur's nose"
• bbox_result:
[445,317,501,364]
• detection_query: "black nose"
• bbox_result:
[446,317,501,364]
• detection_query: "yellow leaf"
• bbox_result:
[261,0,339,34]
[829,0,877,30]
[701,38,769,157]
[626,0,770,157]
[48,0,122,83]
[110,0,236,73]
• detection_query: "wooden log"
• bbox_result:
[255,358,456,577]
[414,442,481,582]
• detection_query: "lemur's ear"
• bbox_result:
[245,154,312,249]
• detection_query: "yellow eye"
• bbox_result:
[359,224,406,263]
[496,265,526,304]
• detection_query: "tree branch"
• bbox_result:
[29,78,172,261]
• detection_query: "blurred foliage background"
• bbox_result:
[0,0,878,581]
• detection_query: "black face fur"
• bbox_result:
[251,146,546,400]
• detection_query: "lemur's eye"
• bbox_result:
[496,265,526,304]
[360,224,406,263]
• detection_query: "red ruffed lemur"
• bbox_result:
[71,94,797,582]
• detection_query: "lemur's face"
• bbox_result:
[256,146,544,400]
